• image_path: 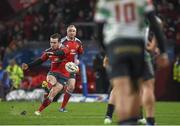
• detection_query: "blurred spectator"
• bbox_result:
[76,10,85,22]
[0,0,97,47]
[6,59,24,89]
[23,7,35,39]
[93,50,110,93]
[0,61,10,100]
[154,0,180,58]
[173,56,180,82]
[0,47,5,61]
[77,28,84,40]
[39,0,50,21]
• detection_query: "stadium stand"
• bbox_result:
[0,0,180,100]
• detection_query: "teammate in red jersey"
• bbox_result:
[22,33,70,115]
[59,25,83,112]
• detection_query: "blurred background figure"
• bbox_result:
[6,59,24,90]
[93,49,110,93]
[94,0,169,124]
[0,61,11,101]
[59,25,84,112]
[173,55,180,82]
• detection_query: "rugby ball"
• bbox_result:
[65,62,79,73]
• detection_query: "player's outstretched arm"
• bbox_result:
[22,58,44,70]
[46,50,65,56]
[146,11,169,67]
[103,55,109,68]
[146,12,166,54]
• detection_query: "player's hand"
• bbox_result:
[103,56,109,68]
[146,39,157,52]
[156,53,169,68]
[22,63,29,70]
[75,59,80,65]
[154,48,160,56]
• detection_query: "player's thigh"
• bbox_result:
[106,38,144,80]
[48,72,68,86]
[46,74,57,86]
[112,76,132,95]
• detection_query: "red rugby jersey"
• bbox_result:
[61,36,83,63]
[41,45,70,78]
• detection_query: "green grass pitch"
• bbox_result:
[0,101,180,125]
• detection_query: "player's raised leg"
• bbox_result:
[35,75,63,115]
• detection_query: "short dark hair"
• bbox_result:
[50,33,61,42]
[67,25,76,30]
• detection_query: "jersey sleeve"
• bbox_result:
[144,0,166,53]
[40,52,49,61]
[94,0,110,22]
[27,52,47,68]
[78,44,83,55]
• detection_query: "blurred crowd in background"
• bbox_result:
[0,0,180,101]
[0,0,96,61]
[154,0,180,56]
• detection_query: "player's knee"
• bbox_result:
[144,79,154,88]
[47,75,57,86]
[143,89,155,105]
[143,83,154,97]
[48,87,60,100]
[143,80,154,94]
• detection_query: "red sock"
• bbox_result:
[63,86,67,92]
[61,91,71,109]
[44,93,48,99]
[38,98,52,112]
[47,82,53,89]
